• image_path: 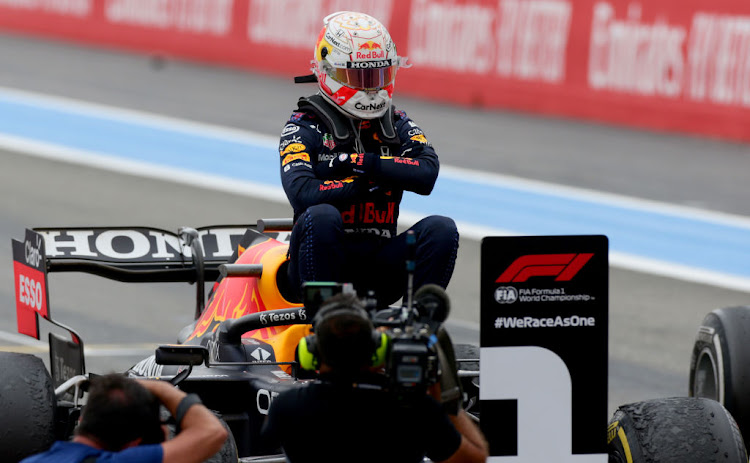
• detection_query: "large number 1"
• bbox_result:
[480,346,607,463]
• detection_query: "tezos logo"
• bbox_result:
[260,311,297,324]
[495,286,518,304]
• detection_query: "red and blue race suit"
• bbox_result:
[280,96,458,305]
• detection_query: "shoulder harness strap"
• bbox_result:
[297,95,352,145]
[376,104,399,145]
[297,95,400,147]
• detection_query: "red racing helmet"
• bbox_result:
[313,11,408,119]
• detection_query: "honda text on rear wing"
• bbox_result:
[11,221,292,381]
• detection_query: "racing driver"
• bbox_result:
[280,11,459,306]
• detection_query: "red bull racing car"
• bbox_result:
[3,220,478,462]
[3,221,748,463]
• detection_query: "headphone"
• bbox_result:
[297,298,389,371]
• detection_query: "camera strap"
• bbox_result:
[435,328,462,415]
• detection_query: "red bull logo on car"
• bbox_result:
[187,239,296,342]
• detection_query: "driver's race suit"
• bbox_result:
[279,95,458,305]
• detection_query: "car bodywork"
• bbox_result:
[11,221,475,461]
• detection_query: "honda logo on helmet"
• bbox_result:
[347,60,392,69]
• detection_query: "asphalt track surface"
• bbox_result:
[1,33,749,416]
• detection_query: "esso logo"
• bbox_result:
[18,275,43,310]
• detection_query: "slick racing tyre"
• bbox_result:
[608,397,746,463]
[454,343,480,419]
[689,306,750,448]
[206,417,238,463]
[166,411,238,463]
[0,352,57,463]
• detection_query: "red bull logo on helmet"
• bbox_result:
[359,41,382,50]
[357,40,385,59]
[356,50,386,59]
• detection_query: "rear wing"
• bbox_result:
[11,220,293,389]
[33,224,290,283]
[13,227,89,389]
[11,220,293,337]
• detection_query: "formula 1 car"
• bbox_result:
[3,222,747,463]
[3,221,479,463]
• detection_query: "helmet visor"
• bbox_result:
[327,63,397,91]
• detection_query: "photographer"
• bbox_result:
[261,293,488,462]
[21,374,227,463]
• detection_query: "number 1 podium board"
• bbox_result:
[479,235,608,462]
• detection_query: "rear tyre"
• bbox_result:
[0,352,56,463]
[689,306,750,448]
[608,397,746,463]
[205,417,238,463]
[454,343,480,420]
[166,412,238,463]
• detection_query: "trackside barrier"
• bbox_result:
[2,0,750,141]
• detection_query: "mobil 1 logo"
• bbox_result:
[480,235,608,462]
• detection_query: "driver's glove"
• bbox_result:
[349,152,381,177]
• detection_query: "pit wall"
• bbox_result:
[2,0,750,141]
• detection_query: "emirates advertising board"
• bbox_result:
[480,235,608,462]
[1,1,750,140]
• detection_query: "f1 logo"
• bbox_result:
[496,253,593,283]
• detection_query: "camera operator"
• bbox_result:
[21,374,227,463]
[261,293,488,462]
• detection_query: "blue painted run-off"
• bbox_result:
[1,92,748,281]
